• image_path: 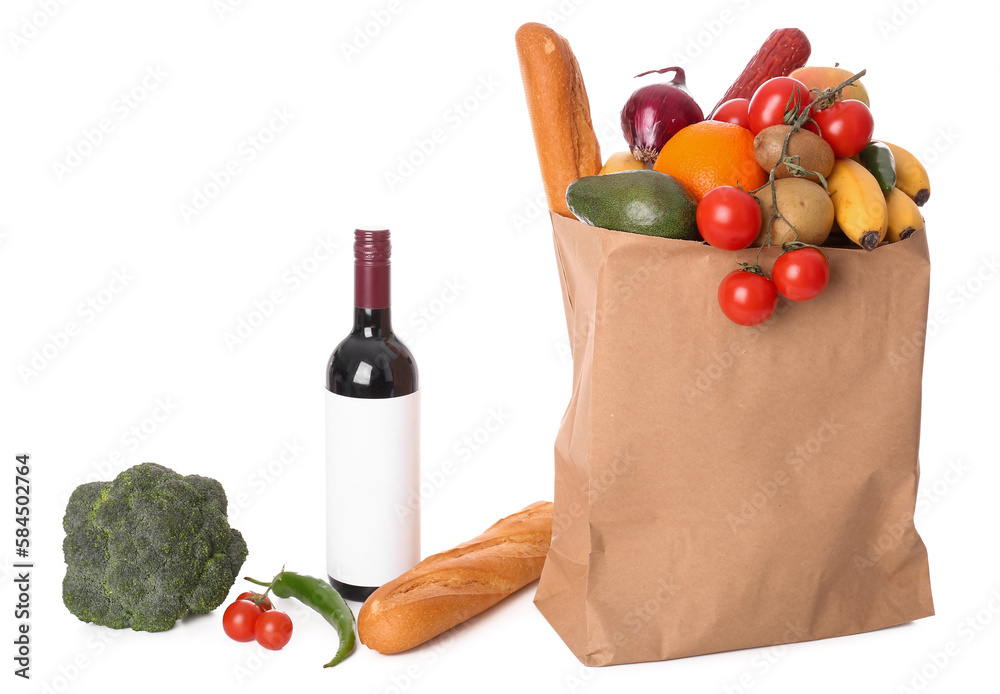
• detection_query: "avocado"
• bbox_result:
[565,169,699,240]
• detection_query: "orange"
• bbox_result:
[653,121,768,201]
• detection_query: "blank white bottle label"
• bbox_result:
[325,389,420,588]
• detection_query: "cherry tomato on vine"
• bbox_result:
[807,99,874,158]
[236,592,273,611]
[748,77,812,134]
[697,186,762,250]
[255,610,293,651]
[711,98,751,130]
[223,599,262,642]
[771,247,830,301]
[718,269,778,326]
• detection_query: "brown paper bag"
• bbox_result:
[534,212,934,666]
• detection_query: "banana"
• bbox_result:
[885,187,924,243]
[878,140,931,206]
[825,158,888,251]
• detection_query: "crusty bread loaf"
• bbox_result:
[515,23,601,218]
[357,501,554,654]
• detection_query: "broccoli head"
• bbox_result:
[62,462,249,632]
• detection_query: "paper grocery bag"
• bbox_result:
[534,212,935,666]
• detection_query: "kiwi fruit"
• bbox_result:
[753,125,834,183]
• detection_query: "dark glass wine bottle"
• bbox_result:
[325,228,420,602]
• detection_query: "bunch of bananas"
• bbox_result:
[826,141,930,251]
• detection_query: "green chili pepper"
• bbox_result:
[858,141,896,193]
[246,570,356,667]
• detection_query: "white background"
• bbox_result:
[1,0,997,692]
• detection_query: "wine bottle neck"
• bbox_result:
[354,246,390,309]
[353,307,393,336]
[353,227,392,333]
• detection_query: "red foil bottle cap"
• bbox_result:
[354,228,391,309]
[354,228,391,263]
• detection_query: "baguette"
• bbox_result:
[515,23,601,218]
[357,501,554,654]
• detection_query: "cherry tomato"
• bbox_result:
[748,77,812,134]
[771,247,830,301]
[223,600,261,642]
[236,592,273,611]
[718,269,778,326]
[807,99,874,158]
[711,98,751,130]
[255,610,293,651]
[696,186,762,250]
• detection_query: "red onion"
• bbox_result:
[621,67,704,164]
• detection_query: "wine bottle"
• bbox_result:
[326,228,420,602]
